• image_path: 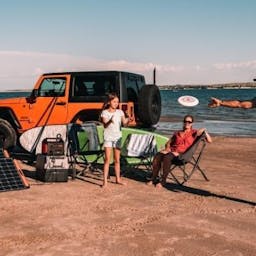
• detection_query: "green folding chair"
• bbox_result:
[68,122,104,177]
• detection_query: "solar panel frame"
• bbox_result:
[0,148,29,192]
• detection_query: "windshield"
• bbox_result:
[38,78,66,97]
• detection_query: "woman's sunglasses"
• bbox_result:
[184,120,193,124]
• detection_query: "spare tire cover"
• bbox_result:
[138,84,161,126]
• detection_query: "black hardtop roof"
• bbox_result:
[42,71,144,77]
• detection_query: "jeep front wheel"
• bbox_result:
[138,84,161,127]
[0,119,17,149]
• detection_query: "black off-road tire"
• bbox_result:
[138,84,161,127]
[0,118,17,149]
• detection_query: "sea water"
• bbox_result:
[159,88,256,137]
[0,89,255,136]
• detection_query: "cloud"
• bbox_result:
[0,50,185,89]
[0,50,255,89]
[213,60,256,70]
[194,65,204,71]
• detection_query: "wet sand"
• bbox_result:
[0,136,255,256]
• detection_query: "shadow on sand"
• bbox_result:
[124,170,256,207]
[22,166,256,207]
[164,182,256,207]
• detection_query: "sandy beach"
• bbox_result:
[0,136,255,256]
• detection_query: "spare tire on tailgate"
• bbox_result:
[138,84,161,127]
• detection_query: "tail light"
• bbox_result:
[121,104,128,112]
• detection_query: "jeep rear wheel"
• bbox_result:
[0,119,17,149]
[138,84,161,127]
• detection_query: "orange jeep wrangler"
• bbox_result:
[0,71,161,149]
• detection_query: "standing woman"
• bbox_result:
[147,114,212,188]
[100,93,129,188]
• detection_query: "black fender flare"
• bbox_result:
[0,107,21,129]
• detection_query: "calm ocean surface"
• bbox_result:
[159,88,256,137]
[1,89,256,136]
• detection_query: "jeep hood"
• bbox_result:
[0,97,28,104]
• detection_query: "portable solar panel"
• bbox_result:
[0,147,30,192]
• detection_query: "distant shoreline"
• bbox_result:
[0,89,31,93]
[159,82,256,90]
[0,82,256,92]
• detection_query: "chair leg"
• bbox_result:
[168,166,182,185]
[70,161,77,180]
[196,165,209,181]
[180,165,189,180]
[67,155,77,180]
[183,163,209,183]
[120,155,153,179]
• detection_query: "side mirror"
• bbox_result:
[27,89,38,103]
[31,89,38,98]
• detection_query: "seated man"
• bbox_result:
[147,115,212,188]
[208,97,256,109]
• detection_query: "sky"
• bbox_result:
[0,0,256,90]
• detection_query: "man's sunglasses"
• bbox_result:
[184,120,193,124]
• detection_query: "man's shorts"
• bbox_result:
[103,138,122,149]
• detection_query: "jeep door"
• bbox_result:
[28,75,69,127]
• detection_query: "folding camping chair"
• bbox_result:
[68,122,104,178]
[121,133,157,177]
[167,132,209,185]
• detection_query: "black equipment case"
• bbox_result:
[36,134,71,182]
[35,154,70,182]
